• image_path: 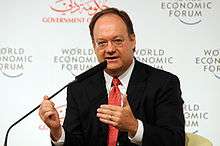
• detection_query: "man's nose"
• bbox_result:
[105,41,116,53]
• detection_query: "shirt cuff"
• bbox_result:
[128,119,144,145]
[51,127,65,146]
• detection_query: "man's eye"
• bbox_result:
[113,39,123,44]
[97,41,107,47]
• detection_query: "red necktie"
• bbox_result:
[107,77,121,146]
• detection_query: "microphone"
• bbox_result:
[74,60,107,82]
[4,60,107,146]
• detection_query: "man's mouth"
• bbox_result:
[105,56,119,60]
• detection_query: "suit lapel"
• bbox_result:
[86,71,108,145]
[87,71,107,104]
[126,60,151,117]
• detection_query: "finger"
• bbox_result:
[109,115,120,123]
[44,110,57,119]
[100,104,122,111]
[98,105,123,116]
[42,110,59,123]
[39,108,54,118]
[99,117,116,126]
[43,95,49,100]
[39,105,53,115]
[41,111,60,128]
[41,100,55,109]
[43,95,55,106]
[39,102,56,117]
[97,107,114,115]
[96,112,110,120]
[43,106,56,114]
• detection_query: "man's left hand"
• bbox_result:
[96,95,138,137]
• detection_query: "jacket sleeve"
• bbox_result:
[142,74,185,146]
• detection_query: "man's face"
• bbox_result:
[93,14,136,76]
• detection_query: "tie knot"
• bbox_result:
[112,78,121,87]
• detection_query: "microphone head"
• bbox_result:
[75,60,107,82]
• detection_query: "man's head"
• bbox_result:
[89,8,136,77]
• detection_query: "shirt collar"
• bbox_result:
[104,59,135,94]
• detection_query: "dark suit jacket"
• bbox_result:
[62,60,185,146]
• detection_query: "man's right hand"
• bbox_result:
[39,96,62,141]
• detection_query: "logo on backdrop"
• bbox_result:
[0,46,33,78]
[53,47,98,76]
[160,0,213,25]
[135,48,174,70]
[184,103,209,132]
[195,49,220,79]
[42,0,110,23]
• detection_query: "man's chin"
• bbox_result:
[106,63,120,70]
[105,66,123,76]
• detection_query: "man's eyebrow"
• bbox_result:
[95,35,125,41]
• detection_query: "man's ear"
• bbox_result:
[129,34,136,41]
[129,34,136,51]
[92,40,97,54]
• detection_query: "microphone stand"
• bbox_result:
[3,60,107,146]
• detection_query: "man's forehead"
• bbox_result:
[93,15,128,39]
[94,13,126,29]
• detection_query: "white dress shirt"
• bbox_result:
[52,59,144,145]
